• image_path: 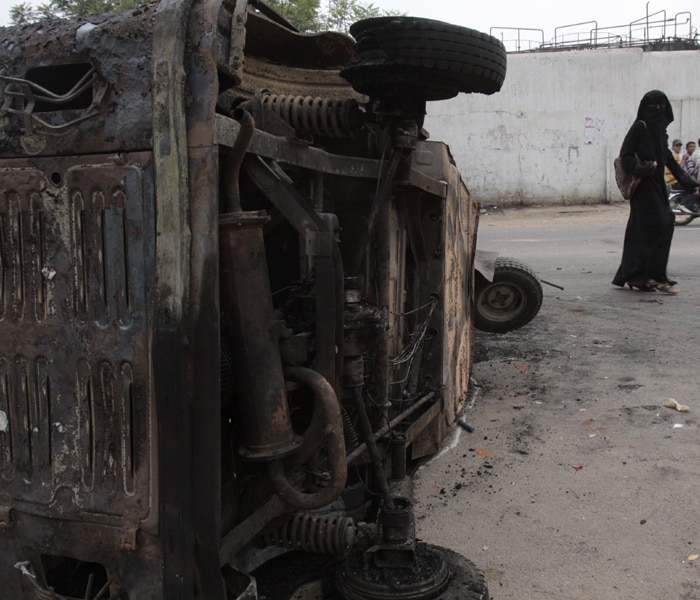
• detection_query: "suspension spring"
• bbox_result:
[263,513,356,556]
[261,93,362,138]
[342,406,360,451]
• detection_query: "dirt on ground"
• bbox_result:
[412,203,700,600]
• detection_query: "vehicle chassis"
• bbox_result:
[0,1,479,598]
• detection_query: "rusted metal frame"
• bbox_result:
[219,495,289,564]
[308,232,340,390]
[227,0,248,82]
[351,387,395,510]
[399,400,443,449]
[218,370,349,559]
[346,392,436,465]
[347,148,407,277]
[404,165,448,199]
[223,108,255,212]
[0,69,108,135]
[243,155,324,232]
[400,193,445,387]
[372,194,399,420]
[219,129,296,464]
[361,155,412,461]
[219,211,298,461]
[216,114,380,178]
[184,0,228,597]
[268,367,347,509]
[242,155,340,390]
[219,115,449,195]
[0,154,160,599]
[411,148,476,427]
[151,0,195,597]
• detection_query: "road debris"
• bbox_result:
[663,398,689,412]
[457,419,475,433]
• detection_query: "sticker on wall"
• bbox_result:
[584,116,603,145]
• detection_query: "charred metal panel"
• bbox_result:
[406,141,477,459]
[0,7,155,158]
[0,153,155,525]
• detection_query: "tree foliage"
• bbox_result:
[266,0,391,32]
[10,0,401,31]
[10,0,140,23]
[264,0,321,32]
[319,0,384,32]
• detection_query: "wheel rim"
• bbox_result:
[477,281,526,323]
[674,212,693,225]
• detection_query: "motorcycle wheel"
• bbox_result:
[671,196,700,225]
[674,210,694,226]
[474,257,543,333]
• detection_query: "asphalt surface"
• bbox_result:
[413,203,700,600]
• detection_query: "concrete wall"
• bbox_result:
[424,47,700,206]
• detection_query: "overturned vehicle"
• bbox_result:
[0,1,507,598]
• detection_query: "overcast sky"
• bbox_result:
[0,0,696,41]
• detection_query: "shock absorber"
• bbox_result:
[261,92,362,138]
[263,513,356,556]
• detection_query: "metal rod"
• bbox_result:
[351,387,395,509]
[346,392,435,465]
[347,148,405,276]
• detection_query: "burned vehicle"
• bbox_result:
[0,1,507,598]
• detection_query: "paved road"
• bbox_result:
[477,203,700,295]
[413,203,700,600]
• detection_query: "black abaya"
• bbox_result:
[612,91,697,287]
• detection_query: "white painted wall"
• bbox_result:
[424,47,700,206]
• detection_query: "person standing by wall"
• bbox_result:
[679,140,697,178]
[612,90,698,294]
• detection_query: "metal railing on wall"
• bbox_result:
[491,10,698,53]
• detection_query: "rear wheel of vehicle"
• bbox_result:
[674,211,694,226]
[672,195,699,226]
[341,17,507,101]
[474,258,543,333]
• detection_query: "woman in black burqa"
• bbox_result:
[612,90,698,293]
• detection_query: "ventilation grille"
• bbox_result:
[0,157,154,522]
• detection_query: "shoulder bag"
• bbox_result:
[614,121,647,200]
[614,155,641,200]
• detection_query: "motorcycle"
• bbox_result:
[670,188,700,226]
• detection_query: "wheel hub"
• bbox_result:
[335,542,452,600]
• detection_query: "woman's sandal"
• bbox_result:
[656,284,678,294]
[627,281,658,292]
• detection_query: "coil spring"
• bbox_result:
[342,407,360,451]
[261,93,361,138]
[264,513,356,556]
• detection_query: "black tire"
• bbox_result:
[432,546,489,600]
[674,210,694,226]
[474,257,543,333]
[253,545,489,600]
[341,17,506,101]
[671,194,698,226]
